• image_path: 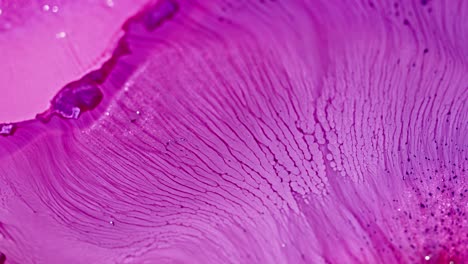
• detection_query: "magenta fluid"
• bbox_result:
[0,0,466,263]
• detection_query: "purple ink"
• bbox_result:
[0,124,15,136]
[143,0,179,31]
[0,0,466,263]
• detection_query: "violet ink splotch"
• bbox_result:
[0,124,15,137]
[37,79,103,121]
[143,0,179,31]
[0,0,467,263]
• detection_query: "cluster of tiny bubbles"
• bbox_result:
[0,1,62,31]
[42,4,59,13]
[42,2,68,42]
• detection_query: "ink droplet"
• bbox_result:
[0,252,5,264]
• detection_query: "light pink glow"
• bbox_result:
[0,0,147,123]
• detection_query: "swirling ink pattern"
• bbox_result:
[0,0,466,263]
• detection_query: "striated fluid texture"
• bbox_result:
[0,0,467,263]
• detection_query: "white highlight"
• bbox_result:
[56,31,67,39]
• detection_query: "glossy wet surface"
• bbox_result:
[0,0,466,263]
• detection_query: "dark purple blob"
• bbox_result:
[0,253,5,264]
[143,0,179,31]
[51,80,103,119]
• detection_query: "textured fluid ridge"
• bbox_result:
[0,0,466,263]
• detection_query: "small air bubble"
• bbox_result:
[52,6,59,13]
[56,31,67,39]
[106,0,115,7]
[109,220,115,226]
[424,255,430,261]
[43,5,50,11]
[130,111,141,122]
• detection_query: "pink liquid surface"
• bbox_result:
[0,0,466,263]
